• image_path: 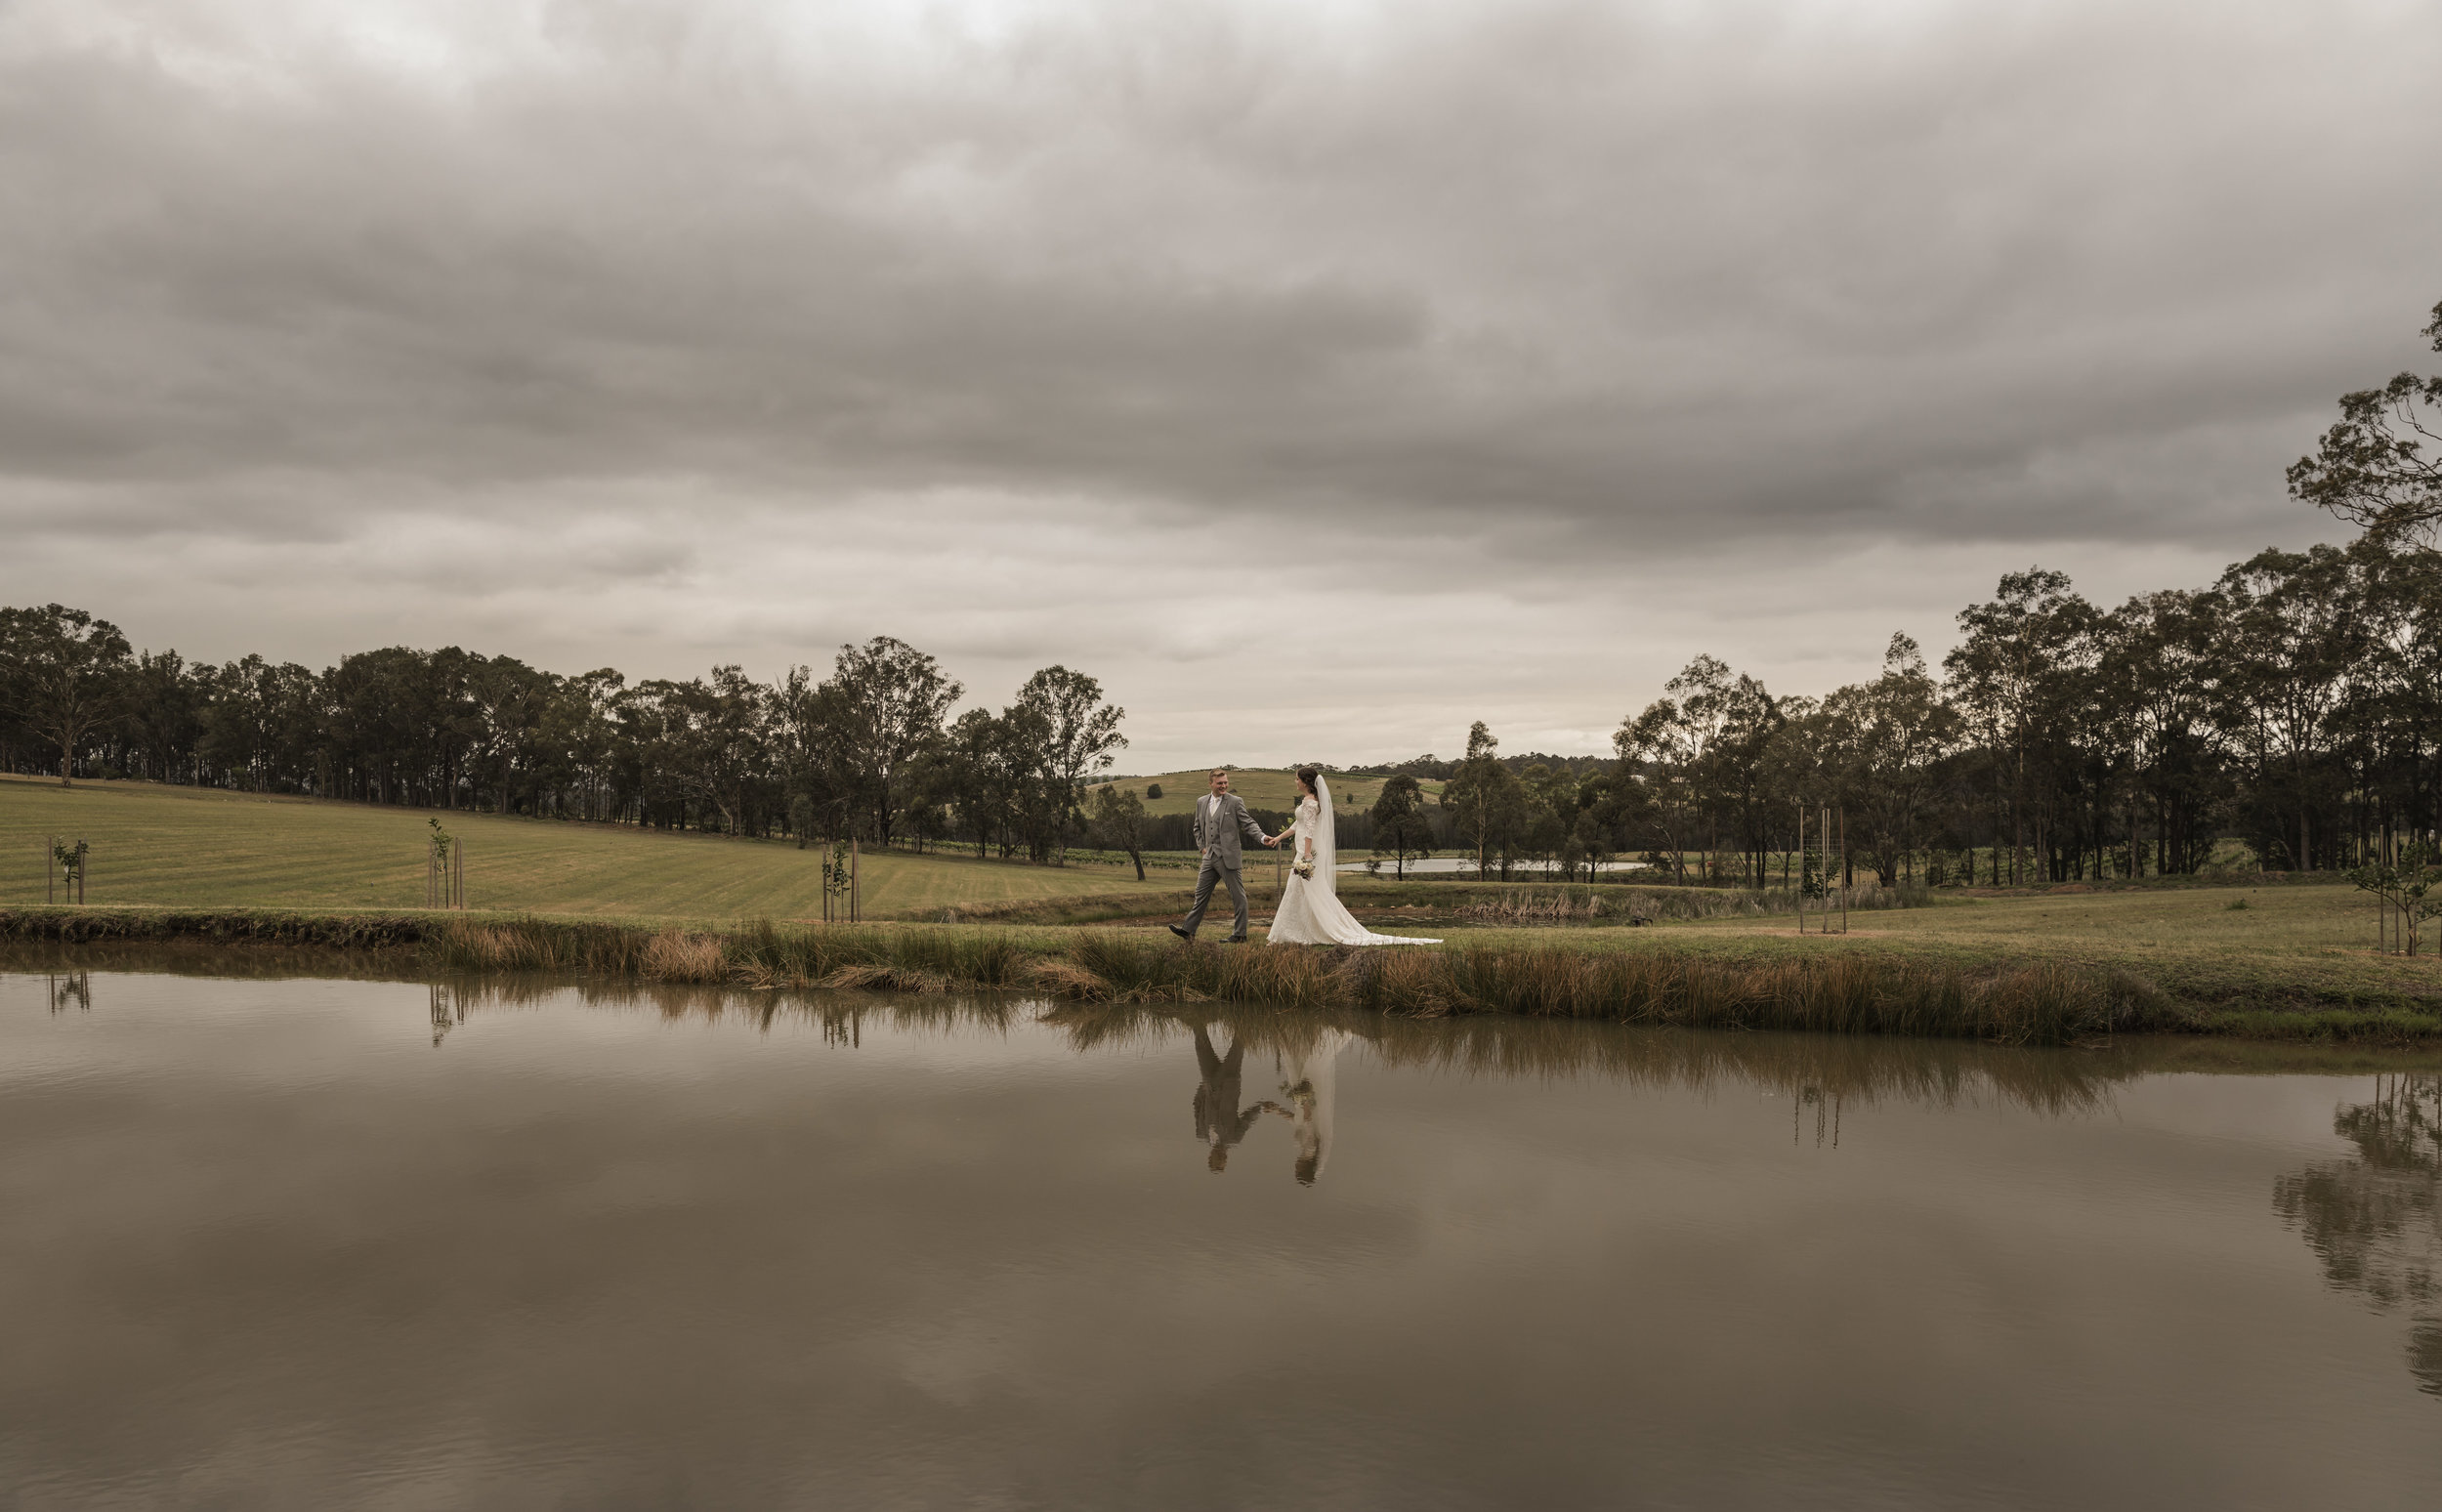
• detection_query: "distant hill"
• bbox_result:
[1094,768,1446,818]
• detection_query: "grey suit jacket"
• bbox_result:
[1195,792,1270,871]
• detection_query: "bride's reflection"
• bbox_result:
[2274,1073,2442,1397]
[1270,1029,1350,1186]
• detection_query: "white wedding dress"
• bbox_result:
[1266,776,1440,946]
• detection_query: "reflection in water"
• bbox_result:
[400,980,2168,1186]
[1191,1026,1268,1173]
[13,957,2442,1507]
[2275,1074,2442,1397]
[1270,1029,1350,1185]
[47,970,90,1015]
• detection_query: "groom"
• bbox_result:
[1170,768,1277,943]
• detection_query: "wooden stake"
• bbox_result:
[850,836,861,923]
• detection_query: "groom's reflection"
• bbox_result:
[1192,1025,1271,1173]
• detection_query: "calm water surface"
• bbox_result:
[3,961,2438,1510]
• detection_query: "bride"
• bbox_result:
[1266,768,1440,947]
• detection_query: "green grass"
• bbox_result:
[1594,878,2442,1012]
[1098,767,1444,817]
[0,774,1176,920]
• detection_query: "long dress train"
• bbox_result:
[1266,779,1439,946]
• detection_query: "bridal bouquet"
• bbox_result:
[1291,861,1315,880]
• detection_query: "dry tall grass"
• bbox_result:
[424,916,2170,1045]
[13,905,2436,1046]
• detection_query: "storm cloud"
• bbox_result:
[4,0,2437,766]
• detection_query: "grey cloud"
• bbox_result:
[2,0,2438,765]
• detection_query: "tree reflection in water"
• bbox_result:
[2275,1074,2442,1397]
[47,971,91,1015]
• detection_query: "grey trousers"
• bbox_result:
[1181,857,1249,939]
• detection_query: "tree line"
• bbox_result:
[1374,300,2442,885]
[0,622,1129,862]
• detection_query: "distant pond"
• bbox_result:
[3,954,2438,1510]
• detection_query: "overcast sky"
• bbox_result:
[4,0,2437,772]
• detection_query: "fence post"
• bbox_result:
[46,837,55,905]
[850,836,860,924]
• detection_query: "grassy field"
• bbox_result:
[1351,880,2439,1012]
[0,774,1175,921]
[1099,767,1445,817]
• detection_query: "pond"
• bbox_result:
[4,956,2438,1510]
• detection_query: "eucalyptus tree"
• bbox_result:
[1518,762,1582,879]
[1944,570,2096,883]
[1442,722,1528,878]
[1819,635,1959,885]
[937,707,1008,858]
[2214,546,2366,870]
[2289,300,2442,554]
[1616,657,1771,883]
[1368,773,1432,879]
[2101,589,2228,875]
[997,700,1066,861]
[1,605,133,784]
[1015,665,1126,863]
[113,650,207,785]
[2347,545,2442,852]
[1087,782,1150,879]
[199,654,321,794]
[1571,768,1640,881]
[821,637,963,845]
[535,668,626,822]
[1702,669,1782,886]
[458,656,560,817]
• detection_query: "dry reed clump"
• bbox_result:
[818,962,953,993]
[640,930,728,983]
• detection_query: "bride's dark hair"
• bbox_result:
[1296,766,1321,798]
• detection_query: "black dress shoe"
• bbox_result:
[1224,936,1249,944]
[1168,925,1193,942]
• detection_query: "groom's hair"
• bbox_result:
[1208,768,1227,779]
